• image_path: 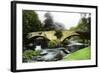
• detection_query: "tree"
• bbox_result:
[69,13,91,32]
[23,10,43,45]
[43,12,55,30]
[54,30,63,40]
[54,30,63,47]
[74,13,91,44]
[76,13,91,32]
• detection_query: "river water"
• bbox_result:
[25,41,87,62]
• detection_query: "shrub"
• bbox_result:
[48,40,59,48]
[23,50,40,61]
[54,30,63,40]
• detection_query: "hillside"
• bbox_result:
[63,47,91,60]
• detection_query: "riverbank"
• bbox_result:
[63,47,91,60]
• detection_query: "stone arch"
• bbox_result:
[62,34,80,43]
[27,36,50,49]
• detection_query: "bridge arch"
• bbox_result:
[63,34,80,41]
[28,36,50,49]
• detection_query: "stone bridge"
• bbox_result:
[27,30,79,41]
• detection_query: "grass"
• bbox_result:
[63,47,91,60]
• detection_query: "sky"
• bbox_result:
[36,11,82,29]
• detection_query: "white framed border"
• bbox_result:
[11,1,97,71]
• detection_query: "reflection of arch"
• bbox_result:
[28,36,50,49]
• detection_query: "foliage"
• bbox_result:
[23,50,40,60]
[43,12,55,30]
[48,40,59,48]
[69,14,91,32]
[23,10,43,45]
[77,18,87,31]
[43,12,66,31]
[63,47,91,60]
[69,14,91,45]
[54,30,63,40]
[23,10,43,33]
[69,27,76,31]
[76,16,91,32]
